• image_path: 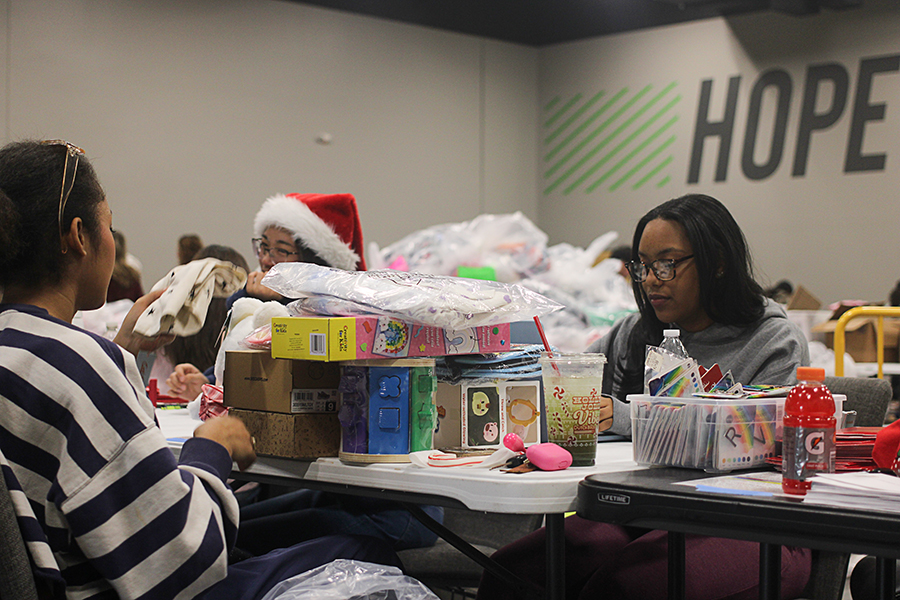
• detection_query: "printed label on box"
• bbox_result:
[291,389,339,413]
[503,381,541,444]
[309,334,327,356]
[461,383,504,447]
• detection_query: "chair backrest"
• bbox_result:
[823,376,892,427]
[0,472,39,600]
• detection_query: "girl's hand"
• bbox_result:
[113,289,176,355]
[245,270,283,302]
[166,363,210,401]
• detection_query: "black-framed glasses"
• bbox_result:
[252,238,298,263]
[627,255,695,282]
[41,140,85,240]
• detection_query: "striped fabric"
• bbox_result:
[0,304,239,600]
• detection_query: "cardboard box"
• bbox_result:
[271,316,511,362]
[811,317,900,363]
[224,350,340,414]
[786,285,822,310]
[229,408,340,459]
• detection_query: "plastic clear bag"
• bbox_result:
[367,211,550,282]
[262,263,563,330]
[259,559,439,600]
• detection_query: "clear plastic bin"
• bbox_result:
[628,394,785,473]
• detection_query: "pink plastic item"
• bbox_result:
[387,256,409,271]
[526,443,573,471]
[503,433,525,453]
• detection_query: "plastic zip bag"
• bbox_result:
[259,559,439,600]
[262,263,563,330]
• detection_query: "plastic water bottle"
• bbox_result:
[781,367,836,496]
[659,329,689,358]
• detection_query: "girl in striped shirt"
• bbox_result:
[0,139,398,599]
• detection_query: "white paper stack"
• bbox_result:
[803,472,900,513]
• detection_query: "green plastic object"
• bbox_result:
[456,265,496,281]
[408,366,437,452]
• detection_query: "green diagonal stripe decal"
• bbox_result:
[634,155,674,190]
[571,90,679,194]
[585,112,679,193]
[612,138,676,191]
[544,93,583,127]
[542,81,680,194]
[544,88,628,165]
[544,87,642,184]
[545,90,605,145]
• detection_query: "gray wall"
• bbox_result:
[538,1,900,304]
[0,0,538,285]
[2,0,899,306]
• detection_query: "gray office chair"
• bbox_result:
[0,472,39,600]
[799,376,892,600]
[397,507,543,599]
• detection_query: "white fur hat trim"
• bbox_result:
[253,194,359,271]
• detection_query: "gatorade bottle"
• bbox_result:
[659,329,689,358]
[781,367,836,496]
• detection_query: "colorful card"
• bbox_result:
[700,364,723,392]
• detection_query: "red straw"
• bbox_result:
[533,316,553,357]
[534,316,562,375]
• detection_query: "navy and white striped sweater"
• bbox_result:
[0,304,239,599]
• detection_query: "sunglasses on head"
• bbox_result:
[41,139,86,241]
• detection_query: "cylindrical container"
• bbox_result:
[659,329,689,358]
[538,352,607,467]
[781,366,836,496]
[337,358,436,464]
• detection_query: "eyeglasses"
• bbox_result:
[41,140,85,240]
[627,255,695,282]
[252,238,298,263]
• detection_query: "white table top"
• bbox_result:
[157,408,642,515]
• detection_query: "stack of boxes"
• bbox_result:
[223,350,343,459]
[223,315,516,462]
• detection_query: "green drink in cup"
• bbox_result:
[539,352,607,467]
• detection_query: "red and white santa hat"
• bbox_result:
[253,193,366,271]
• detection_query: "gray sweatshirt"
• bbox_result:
[586,299,810,437]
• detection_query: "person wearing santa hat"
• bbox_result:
[167,192,443,557]
[235,191,367,306]
[166,192,366,399]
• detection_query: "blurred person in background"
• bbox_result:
[178,233,204,265]
[106,229,144,302]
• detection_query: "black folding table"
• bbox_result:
[576,468,900,600]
